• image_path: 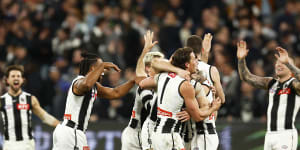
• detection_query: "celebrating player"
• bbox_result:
[52,53,135,150]
[139,47,221,150]
[0,65,59,150]
[237,40,300,150]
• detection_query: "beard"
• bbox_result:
[10,85,21,93]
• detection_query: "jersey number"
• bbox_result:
[160,77,170,104]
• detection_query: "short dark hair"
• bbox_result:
[79,52,100,76]
[186,35,202,55]
[5,65,25,77]
[171,47,193,69]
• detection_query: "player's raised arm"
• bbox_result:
[151,58,190,80]
[201,33,213,63]
[136,31,158,78]
[32,96,59,127]
[237,41,272,89]
[275,47,300,95]
[73,60,120,96]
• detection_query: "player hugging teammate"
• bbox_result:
[121,30,225,150]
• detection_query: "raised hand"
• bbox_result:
[101,62,121,72]
[275,47,290,64]
[237,40,249,60]
[143,30,158,52]
[202,33,213,53]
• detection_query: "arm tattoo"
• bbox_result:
[286,63,300,94]
[238,59,271,89]
[285,63,300,80]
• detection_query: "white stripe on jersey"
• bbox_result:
[64,75,97,131]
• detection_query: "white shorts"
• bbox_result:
[3,139,35,150]
[264,129,298,150]
[152,132,185,150]
[141,118,155,150]
[52,124,89,150]
[191,132,219,150]
[121,126,142,150]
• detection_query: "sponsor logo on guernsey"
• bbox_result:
[16,104,30,110]
[64,114,72,120]
[157,107,172,117]
[131,110,136,118]
[278,88,291,95]
[168,72,176,78]
[83,146,90,150]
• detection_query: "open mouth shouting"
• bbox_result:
[13,80,20,86]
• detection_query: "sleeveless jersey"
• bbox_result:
[267,77,300,131]
[154,72,186,133]
[0,92,33,141]
[63,75,97,132]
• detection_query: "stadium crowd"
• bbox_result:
[1,0,300,123]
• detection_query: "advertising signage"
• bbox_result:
[0,121,299,150]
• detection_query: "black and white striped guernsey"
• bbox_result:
[267,77,300,131]
[128,86,154,130]
[63,75,97,132]
[0,92,33,141]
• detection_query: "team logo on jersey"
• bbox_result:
[20,98,25,102]
[17,104,30,110]
[4,105,13,110]
[269,87,276,94]
[83,146,90,150]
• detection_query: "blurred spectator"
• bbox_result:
[85,17,108,55]
[159,10,182,58]
[219,62,240,119]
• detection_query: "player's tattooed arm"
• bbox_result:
[238,59,272,89]
[275,47,300,94]
[237,41,272,90]
[284,62,300,94]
